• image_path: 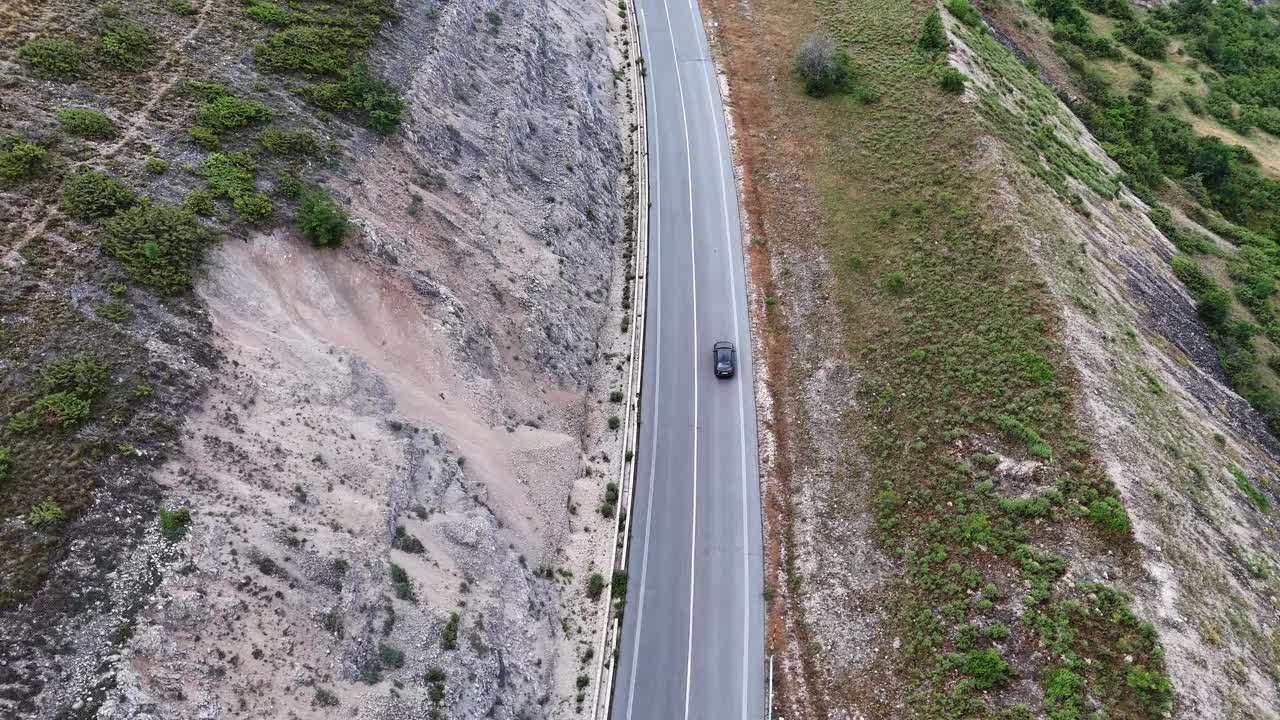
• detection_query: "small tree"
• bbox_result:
[794,32,852,98]
[918,10,948,52]
[940,67,967,94]
[300,189,349,247]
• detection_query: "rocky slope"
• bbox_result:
[0,0,635,717]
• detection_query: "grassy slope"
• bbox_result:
[712,0,1174,716]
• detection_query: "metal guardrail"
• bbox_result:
[589,0,650,715]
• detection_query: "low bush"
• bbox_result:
[29,499,66,529]
[1115,21,1167,60]
[1230,466,1271,512]
[42,354,110,398]
[300,63,404,133]
[182,189,216,216]
[196,95,273,133]
[299,188,349,247]
[587,572,606,600]
[159,506,191,540]
[98,21,155,71]
[441,612,459,650]
[794,32,853,97]
[378,642,405,669]
[61,169,137,221]
[101,204,212,294]
[189,126,219,148]
[57,109,117,140]
[18,37,83,81]
[390,563,417,602]
[258,127,319,155]
[963,649,1012,689]
[197,152,257,198]
[1086,496,1131,534]
[944,0,981,27]
[916,10,947,52]
[940,67,967,94]
[145,157,169,174]
[0,139,46,181]
[8,392,91,432]
[232,192,273,223]
[0,448,9,483]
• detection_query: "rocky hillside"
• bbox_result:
[0,0,636,717]
[703,0,1278,718]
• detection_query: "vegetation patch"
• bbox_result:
[57,109,117,140]
[0,139,46,182]
[759,0,1177,714]
[98,20,156,72]
[18,37,84,81]
[299,188,349,247]
[100,205,213,294]
[60,167,137,220]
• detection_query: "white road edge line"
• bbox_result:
[691,14,752,717]
[655,0,701,717]
[623,9,661,719]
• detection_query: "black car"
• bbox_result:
[712,341,736,378]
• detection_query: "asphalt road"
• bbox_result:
[609,0,764,716]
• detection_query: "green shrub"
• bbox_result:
[884,270,907,295]
[1197,287,1231,327]
[963,649,1012,689]
[183,189,217,216]
[29,498,66,529]
[587,572,606,600]
[940,67,967,94]
[98,21,156,71]
[1018,351,1055,384]
[0,140,46,181]
[18,37,83,81]
[145,157,169,174]
[313,688,339,707]
[608,415,621,430]
[794,32,853,98]
[254,24,372,77]
[42,354,110,398]
[9,392,91,432]
[390,562,417,602]
[1230,465,1271,512]
[1087,496,1132,533]
[196,95,273,132]
[299,188,349,247]
[61,169,137,221]
[189,126,219,148]
[943,0,981,26]
[197,152,257,197]
[167,0,196,15]
[0,448,9,484]
[180,81,228,102]
[1115,22,1167,60]
[57,109,117,140]
[258,128,319,155]
[1125,664,1173,710]
[246,1,293,25]
[918,11,947,52]
[233,192,273,223]
[159,507,191,540]
[441,612,459,650]
[378,642,405,669]
[101,205,212,294]
[300,63,404,132]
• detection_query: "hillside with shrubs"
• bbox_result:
[1,0,636,717]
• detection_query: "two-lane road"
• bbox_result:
[611,0,764,716]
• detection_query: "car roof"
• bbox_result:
[714,340,734,349]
